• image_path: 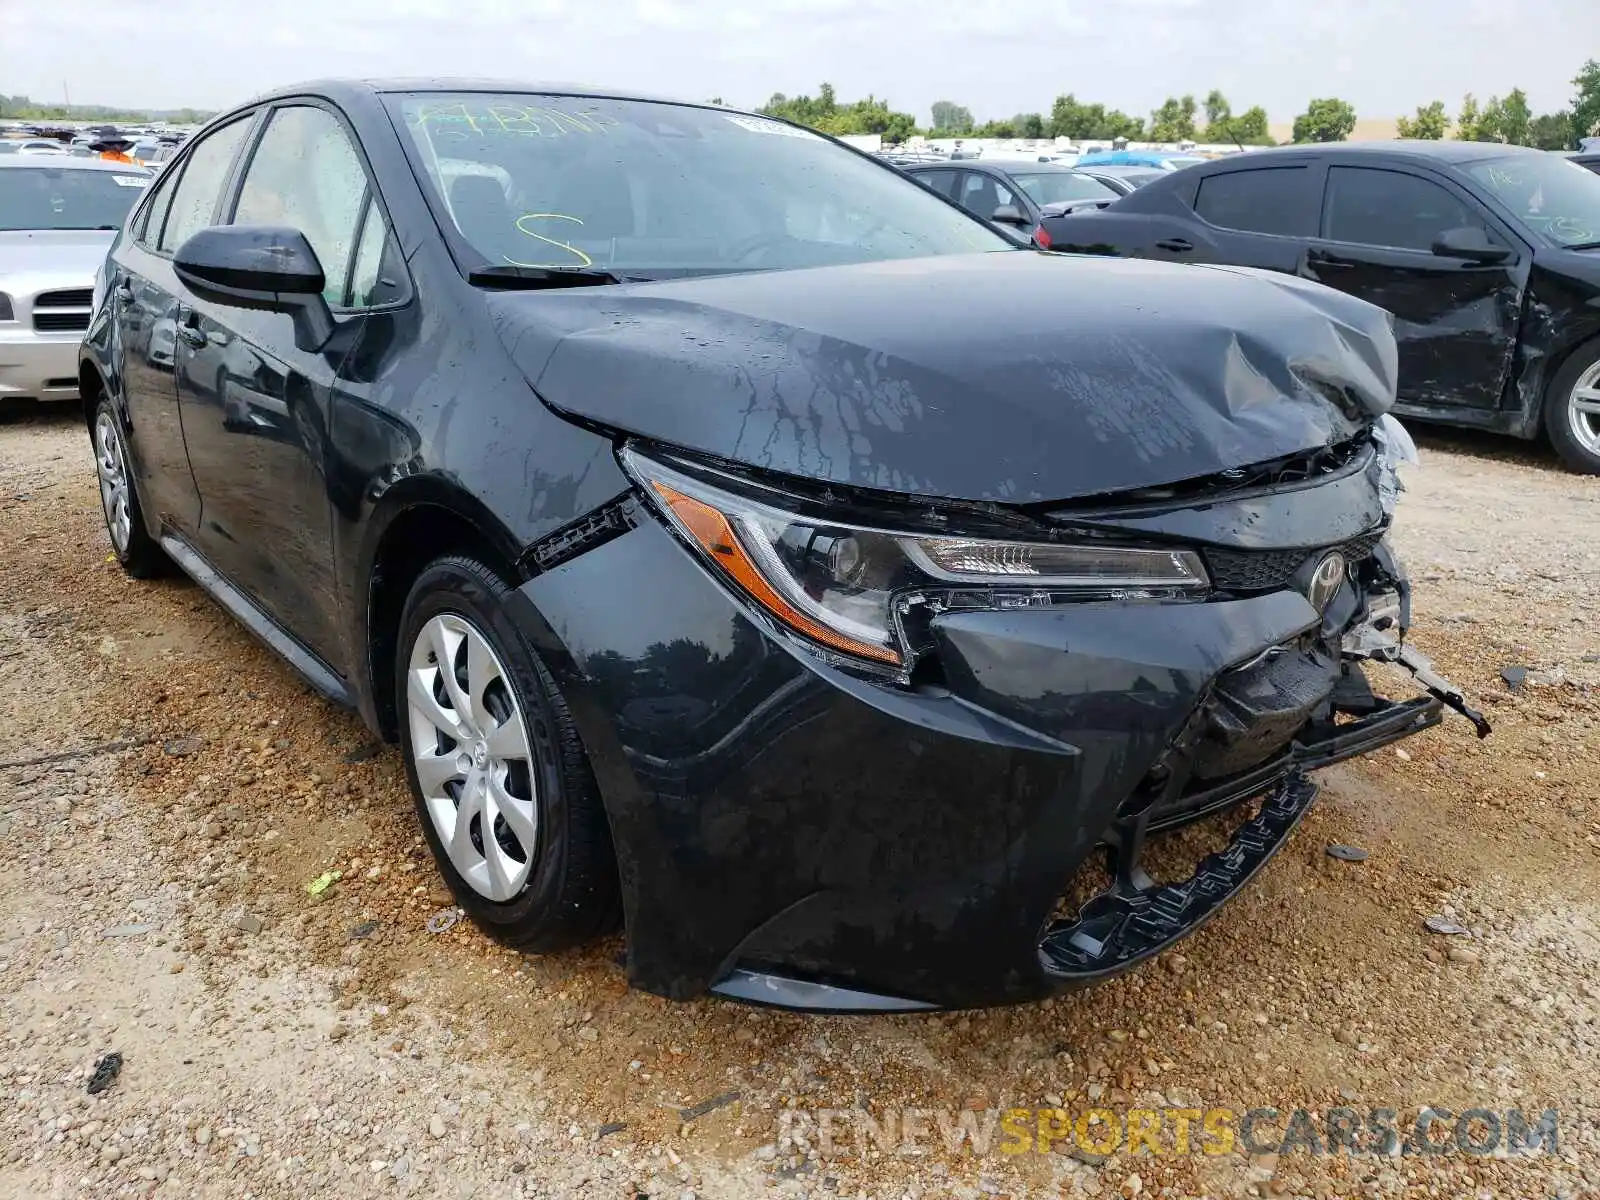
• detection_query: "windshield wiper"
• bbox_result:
[1564,240,1600,251]
[468,264,626,290]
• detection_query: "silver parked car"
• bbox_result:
[0,157,149,405]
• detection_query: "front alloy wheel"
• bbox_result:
[395,555,620,951]
[1546,343,1600,475]
[407,613,540,902]
[1566,360,1600,464]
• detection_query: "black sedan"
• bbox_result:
[1037,141,1600,473]
[80,81,1486,1012]
[901,159,1118,236]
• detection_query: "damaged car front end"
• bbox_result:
[513,273,1490,1011]
[380,93,1491,1013]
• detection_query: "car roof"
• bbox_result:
[238,77,702,110]
[0,156,151,173]
[1233,139,1547,166]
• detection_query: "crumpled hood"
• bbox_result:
[489,251,1399,503]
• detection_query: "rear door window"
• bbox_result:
[133,161,180,248]
[1193,166,1316,237]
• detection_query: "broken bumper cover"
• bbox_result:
[516,512,1482,1012]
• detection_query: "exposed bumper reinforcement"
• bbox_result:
[1041,772,1320,982]
[1042,682,1454,982]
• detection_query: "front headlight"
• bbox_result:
[622,447,1208,671]
[0,293,13,322]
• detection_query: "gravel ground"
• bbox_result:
[1,410,1597,1200]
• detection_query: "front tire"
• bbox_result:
[395,555,620,952]
[1544,340,1600,475]
[92,398,169,578]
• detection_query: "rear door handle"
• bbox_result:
[177,309,208,348]
[1155,238,1193,253]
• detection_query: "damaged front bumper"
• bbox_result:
[515,436,1487,1012]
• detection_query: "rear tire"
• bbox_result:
[92,398,169,578]
[1544,340,1600,475]
[395,555,620,952]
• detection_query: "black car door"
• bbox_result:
[109,116,254,534]
[172,102,377,670]
[1178,162,1324,271]
[1303,164,1526,411]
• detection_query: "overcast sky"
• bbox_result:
[3,0,1595,123]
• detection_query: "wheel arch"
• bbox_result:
[356,476,530,741]
[78,360,107,432]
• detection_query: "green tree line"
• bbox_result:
[759,60,1600,150]
[0,94,214,124]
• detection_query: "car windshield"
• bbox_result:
[1465,154,1600,248]
[1011,171,1118,205]
[0,165,148,230]
[388,92,1013,277]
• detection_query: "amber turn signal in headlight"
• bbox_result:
[624,446,1209,671]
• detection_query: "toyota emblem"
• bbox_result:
[1306,552,1348,611]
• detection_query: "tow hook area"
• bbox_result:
[1343,623,1493,739]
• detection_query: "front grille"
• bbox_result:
[33,310,90,333]
[1204,529,1384,594]
[34,288,93,309]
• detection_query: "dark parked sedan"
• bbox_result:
[80,81,1487,1012]
[1037,141,1600,473]
[903,159,1118,235]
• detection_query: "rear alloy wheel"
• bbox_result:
[1545,343,1600,475]
[92,398,168,578]
[396,556,619,951]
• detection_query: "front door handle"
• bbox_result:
[1155,238,1193,253]
[1306,249,1354,271]
[177,310,208,349]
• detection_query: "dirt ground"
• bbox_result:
[0,409,1596,1200]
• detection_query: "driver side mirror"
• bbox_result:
[173,225,336,352]
[1431,226,1512,265]
[991,204,1030,227]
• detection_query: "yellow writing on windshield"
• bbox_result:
[412,102,619,140]
[486,105,619,137]
[507,213,593,268]
[410,103,483,140]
